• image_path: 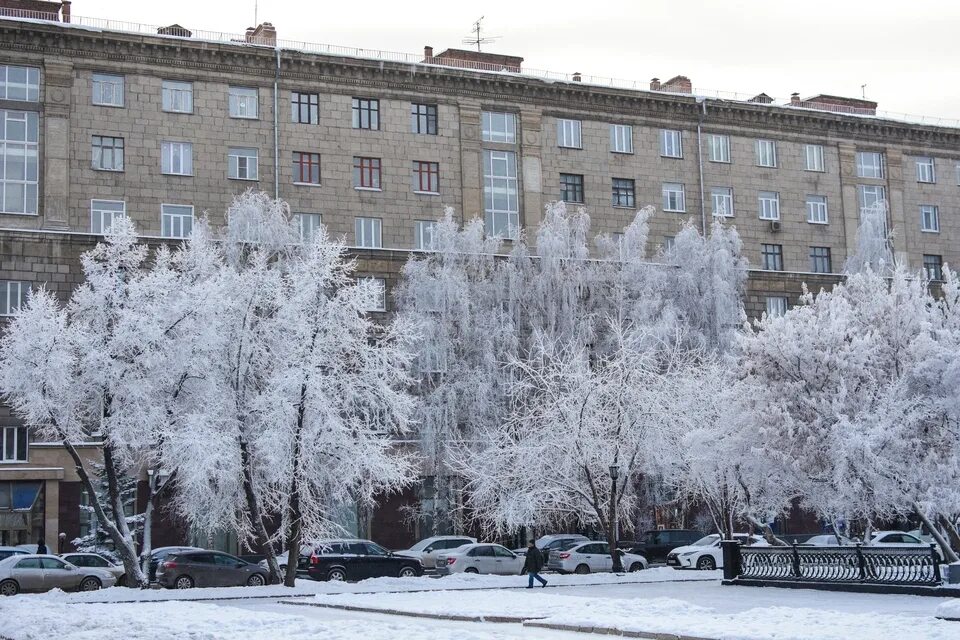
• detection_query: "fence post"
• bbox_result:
[931,544,942,584]
[855,543,866,581]
[721,539,741,580]
[791,543,801,578]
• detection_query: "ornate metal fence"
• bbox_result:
[726,543,942,586]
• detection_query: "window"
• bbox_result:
[161,204,194,239]
[856,151,885,178]
[560,173,584,204]
[161,141,193,176]
[228,147,258,180]
[161,81,193,113]
[663,236,675,251]
[858,185,886,215]
[352,97,379,130]
[291,92,319,124]
[758,191,780,220]
[805,144,825,172]
[483,150,519,238]
[662,183,686,212]
[707,134,730,163]
[956,163,960,186]
[557,119,582,149]
[414,220,438,250]
[482,111,516,143]
[362,277,386,312]
[660,129,682,158]
[920,205,940,232]
[916,157,936,183]
[766,296,788,318]
[92,136,124,171]
[761,244,784,271]
[0,65,39,102]
[411,103,438,134]
[353,157,382,189]
[91,73,123,107]
[612,178,635,208]
[806,195,828,224]
[0,281,27,317]
[293,152,321,185]
[90,200,126,234]
[0,110,39,214]
[610,124,633,153]
[755,139,777,167]
[228,87,258,119]
[809,246,832,273]
[296,213,323,243]
[413,161,440,193]
[711,187,733,217]
[355,217,382,248]
[924,254,943,281]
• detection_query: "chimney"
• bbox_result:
[572,72,582,82]
[424,45,434,59]
[61,0,70,22]
[247,22,277,46]
[790,92,800,105]
[662,75,692,94]
[650,77,661,91]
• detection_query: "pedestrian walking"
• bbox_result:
[521,540,547,588]
[36,537,47,555]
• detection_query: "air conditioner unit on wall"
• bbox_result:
[769,220,782,232]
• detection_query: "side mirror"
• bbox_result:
[424,546,434,553]
[617,549,625,556]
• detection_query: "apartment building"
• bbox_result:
[2,3,960,549]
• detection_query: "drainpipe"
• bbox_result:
[273,47,281,199]
[695,97,707,233]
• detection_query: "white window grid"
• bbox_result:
[481,111,516,143]
[557,119,582,149]
[916,157,936,183]
[707,134,730,163]
[758,191,780,220]
[355,217,383,248]
[92,135,124,171]
[806,195,828,224]
[805,144,825,172]
[0,280,28,317]
[483,150,519,239]
[161,141,193,176]
[361,277,387,312]
[162,80,193,113]
[1,426,28,461]
[0,110,39,215]
[856,152,885,178]
[755,139,777,167]
[415,220,438,250]
[766,296,788,318]
[0,65,40,102]
[161,204,194,239]
[92,73,124,107]
[920,205,940,232]
[90,199,126,234]
[858,185,886,215]
[229,87,258,119]
[610,124,633,153]
[296,213,323,242]
[956,163,960,186]
[662,183,686,212]
[711,187,734,217]
[228,147,259,180]
[660,129,682,158]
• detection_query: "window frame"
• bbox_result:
[354,217,383,248]
[295,213,323,243]
[856,151,885,179]
[923,254,943,281]
[414,220,438,251]
[412,161,440,194]
[755,139,777,168]
[916,157,936,184]
[761,243,784,271]
[91,135,125,172]
[560,173,585,204]
[90,199,126,235]
[91,73,124,107]
[806,195,828,224]
[920,204,940,233]
[292,151,322,185]
[557,118,582,149]
[857,184,887,215]
[411,103,438,135]
[765,296,788,318]
[804,144,825,172]
[352,97,380,130]
[660,129,683,158]
[160,203,194,239]
[228,147,259,181]
[361,277,387,312]
[758,191,780,221]
[0,109,40,214]
[611,178,635,209]
[809,246,832,274]
[0,281,28,318]
[291,91,319,125]
[353,156,382,190]
[483,149,519,239]
[662,182,686,212]
[481,111,517,143]
[0,65,40,102]
[707,134,730,163]
[160,141,193,176]
[161,80,194,114]
[610,124,633,154]
[228,86,259,119]
[710,186,734,217]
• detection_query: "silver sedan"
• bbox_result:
[0,554,116,596]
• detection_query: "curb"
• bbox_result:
[524,622,718,639]
[57,592,320,605]
[280,599,535,624]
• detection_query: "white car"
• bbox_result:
[435,543,524,575]
[60,553,126,585]
[666,533,765,570]
[801,534,854,546]
[513,534,589,557]
[394,535,477,569]
[546,541,648,574]
[868,531,943,560]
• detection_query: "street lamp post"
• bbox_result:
[609,464,623,572]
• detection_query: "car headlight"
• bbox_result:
[680,552,696,557]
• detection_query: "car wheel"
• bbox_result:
[175,575,194,589]
[327,568,347,582]
[79,576,102,592]
[696,556,716,571]
[246,573,266,587]
[464,567,479,574]
[398,566,417,578]
[0,580,19,597]
[574,564,590,575]
[629,562,644,572]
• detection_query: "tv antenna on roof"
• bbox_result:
[463,16,500,52]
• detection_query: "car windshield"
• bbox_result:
[558,541,581,551]
[407,539,435,552]
[691,535,720,547]
[366,542,390,556]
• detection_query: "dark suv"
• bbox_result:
[628,529,703,563]
[307,539,423,582]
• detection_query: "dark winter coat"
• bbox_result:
[522,546,544,573]
[36,542,47,555]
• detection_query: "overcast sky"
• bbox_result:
[78,0,960,121]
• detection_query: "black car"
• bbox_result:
[306,539,424,581]
[628,529,703,563]
[155,550,269,589]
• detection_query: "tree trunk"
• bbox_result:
[936,513,960,555]
[913,502,959,564]
[745,514,788,546]
[239,437,281,583]
[829,519,846,545]
[283,384,308,588]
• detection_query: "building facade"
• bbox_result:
[1,6,959,549]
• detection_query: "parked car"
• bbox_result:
[666,533,766,570]
[435,543,524,575]
[627,530,703,563]
[800,534,854,546]
[0,554,116,596]
[148,546,202,582]
[547,541,648,574]
[0,547,28,562]
[156,550,269,589]
[60,552,126,585]
[513,533,589,557]
[306,539,424,582]
[868,531,943,560]
[394,535,477,569]
[257,544,315,576]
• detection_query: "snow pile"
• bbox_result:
[936,599,960,620]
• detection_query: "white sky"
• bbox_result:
[77,0,960,121]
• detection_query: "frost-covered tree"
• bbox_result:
[845,200,894,275]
